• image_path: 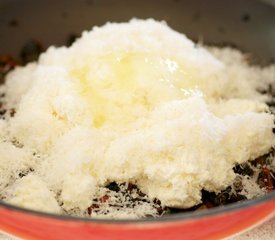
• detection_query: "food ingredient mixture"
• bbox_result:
[0,19,274,219]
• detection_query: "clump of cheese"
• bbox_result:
[0,19,274,217]
[6,174,61,214]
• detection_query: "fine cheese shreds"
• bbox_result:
[0,19,274,218]
[239,175,267,200]
[86,184,160,219]
[207,47,275,101]
[5,174,61,214]
[0,120,7,141]
[0,142,35,193]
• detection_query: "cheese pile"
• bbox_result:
[0,19,274,218]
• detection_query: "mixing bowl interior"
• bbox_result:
[0,0,275,64]
[0,1,274,240]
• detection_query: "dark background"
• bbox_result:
[0,0,275,64]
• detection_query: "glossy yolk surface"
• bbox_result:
[72,52,201,128]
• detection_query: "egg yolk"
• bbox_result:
[72,52,201,128]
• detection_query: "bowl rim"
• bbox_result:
[0,0,274,223]
[0,191,274,224]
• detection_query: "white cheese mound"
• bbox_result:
[6,174,61,214]
[0,142,35,193]
[60,173,96,212]
[0,19,274,218]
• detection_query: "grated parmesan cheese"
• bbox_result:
[0,19,274,218]
[6,174,61,214]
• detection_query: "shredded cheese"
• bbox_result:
[0,19,274,218]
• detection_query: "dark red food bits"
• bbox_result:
[126,182,135,192]
[99,194,109,203]
[87,203,100,215]
[0,55,18,84]
[203,200,215,209]
[0,109,7,116]
[66,33,79,47]
[233,163,254,176]
[252,154,268,166]
[10,108,16,117]
[20,40,44,64]
[258,166,274,192]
